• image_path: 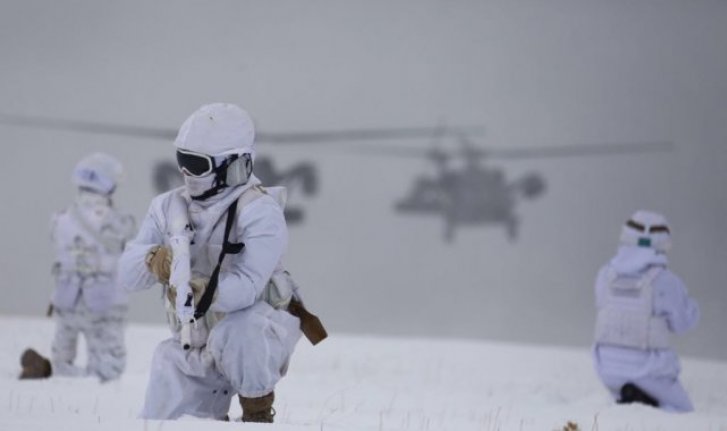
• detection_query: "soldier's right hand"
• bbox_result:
[145,245,172,284]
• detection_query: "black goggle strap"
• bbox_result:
[649,225,670,234]
[194,198,245,319]
[626,219,646,232]
[626,219,670,234]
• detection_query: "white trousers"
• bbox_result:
[51,302,127,382]
[140,301,301,420]
[593,344,694,412]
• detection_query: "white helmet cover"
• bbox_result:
[72,152,124,195]
[619,210,672,253]
[174,103,255,157]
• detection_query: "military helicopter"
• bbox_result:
[0,112,480,225]
[355,133,673,242]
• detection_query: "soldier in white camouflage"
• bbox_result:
[593,210,699,411]
[119,103,326,422]
[20,153,136,382]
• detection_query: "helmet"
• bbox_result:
[619,210,672,253]
[174,103,255,155]
[173,103,255,200]
[72,153,124,195]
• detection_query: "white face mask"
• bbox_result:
[77,189,111,206]
[183,174,217,199]
[76,189,112,220]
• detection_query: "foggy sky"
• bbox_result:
[1,1,726,359]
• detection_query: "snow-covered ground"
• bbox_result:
[1,316,726,431]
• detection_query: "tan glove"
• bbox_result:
[145,245,172,284]
[166,277,211,306]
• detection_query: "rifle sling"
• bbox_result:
[194,199,244,319]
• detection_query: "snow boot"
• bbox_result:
[239,392,275,423]
[618,383,659,407]
[19,348,52,379]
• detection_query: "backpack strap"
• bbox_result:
[639,266,663,291]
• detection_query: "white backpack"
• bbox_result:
[594,267,670,350]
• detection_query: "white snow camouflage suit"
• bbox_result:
[50,191,136,381]
[118,178,301,420]
[592,246,700,412]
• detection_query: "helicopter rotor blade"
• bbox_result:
[0,113,484,144]
[339,140,674,160]
[0,113,177,140]
[1,112,670,158]
[484,141,675,159]
[339,145,437,158]
[335,144,456,168]
[256,126,484,144]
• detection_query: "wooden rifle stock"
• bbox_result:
[287,297,327,345]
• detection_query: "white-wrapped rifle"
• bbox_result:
[166,194,196,350]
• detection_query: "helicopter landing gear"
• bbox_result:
[283,207,305,224]
[505,217,519,242]
[443,218,456,243]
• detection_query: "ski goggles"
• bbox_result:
[176,149,217,177]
